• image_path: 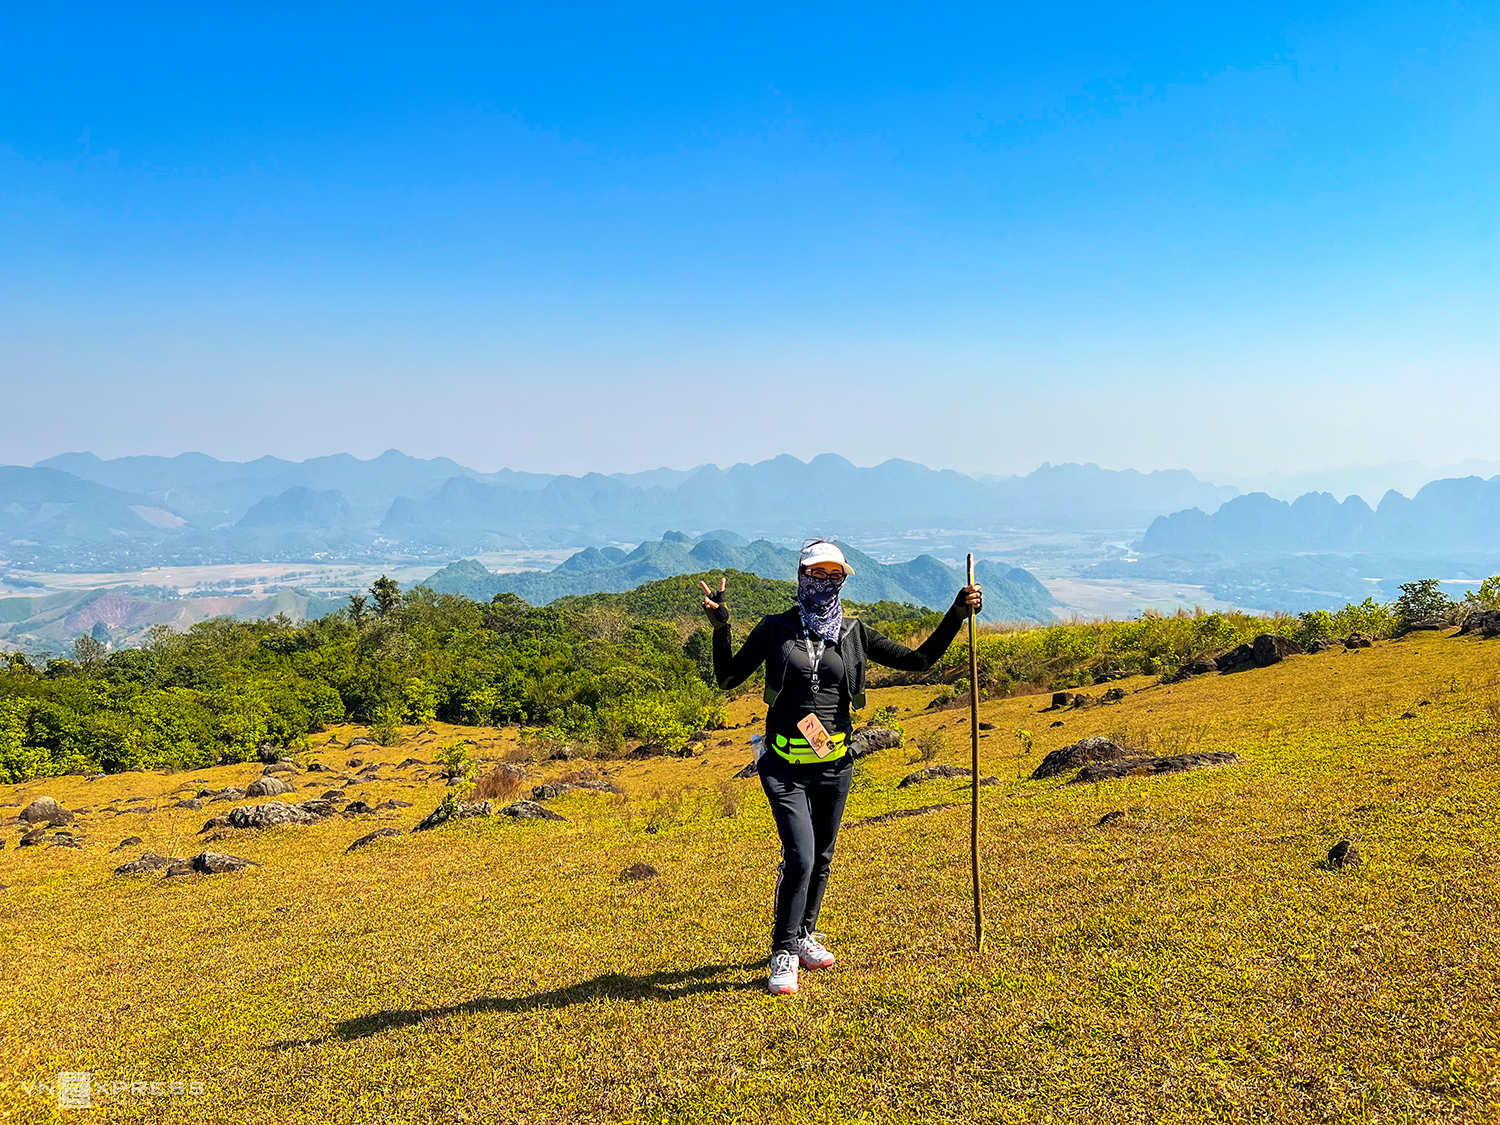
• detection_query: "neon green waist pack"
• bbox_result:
[768,730,848,765]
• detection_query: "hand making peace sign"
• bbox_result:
[699,576,729,626]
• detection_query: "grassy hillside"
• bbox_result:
[2,629,1498,1122]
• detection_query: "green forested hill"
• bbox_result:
[423,534,1059,623]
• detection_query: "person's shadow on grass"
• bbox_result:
[267,959,766,1048]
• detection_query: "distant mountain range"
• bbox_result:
[1143,477,1500,554]
[1095,476,1500,611]
[0,451,1238,570]
[420,533,1060,623]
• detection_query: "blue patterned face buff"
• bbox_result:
[797,571,844,642]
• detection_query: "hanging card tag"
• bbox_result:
[797,713,835,758]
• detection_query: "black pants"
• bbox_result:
[758,751,854,954]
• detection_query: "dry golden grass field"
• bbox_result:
[3,630,1500,1123]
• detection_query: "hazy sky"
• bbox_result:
[3,3,1496,477]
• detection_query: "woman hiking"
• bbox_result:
[700,539,982,995]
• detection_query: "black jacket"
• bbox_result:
[711,604,969,738]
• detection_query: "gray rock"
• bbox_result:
[1032,736,1129,780]
[20,797,72,826]
[1458,609,1500,637]
[296,799,342,820]
[1328,839,1364,869]
[262,760,301,775]
[346,827,404,853]
[166,851,260,876]
[1097,810,1126,826]
[1168,657,1217,681]
[340,801,375,817]
[532,783,574,801]
[897,764,972,788]
[849,726,902,758]
[734,758,761,779]
[305,761,327,772]
[321,789,346,800]
[500,800,566,822]
[227,801,321,829]
[245,776,292,798]
[114,850,183,875]
[19,828,47,847]
[47,836,82,849]
[1345,632,1374,648]
[111,835,144,852]
[1073,751,1242,784]
[1049,691,1075,709]
[620,862,658,882]
[1253,633,1305,665]
[174,798,204,810]
[412,800,495,831]
[1216,643,1256,671]
[376,798,414,809]
[574,778,623,794]
[208,788,245,803]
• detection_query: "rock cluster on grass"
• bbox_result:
[1072,751,1241,784]
[1216,634,1305,673]
[1404,617,1449,632]
[1046,691,1095,710]
[164,852,259,876]
[225,801,322,829]
[1458,609,1500,638]
[20,797,73,827]
[1345,632,1374,648]
[114,851,184,875]
[1031,736,1129,780]
[199,797,347,833]
[620,862,658,882]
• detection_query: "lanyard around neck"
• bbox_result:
[799,623,828,694]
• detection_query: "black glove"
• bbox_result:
[705,591,729,627]
[953,585,982,614]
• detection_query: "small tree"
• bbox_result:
[348,592,369,626]
[1394,579,1453,627]
[73,634,106,668]
[371,576,401,618]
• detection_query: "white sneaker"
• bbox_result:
[768,950,800,995]
[797,933,836,970]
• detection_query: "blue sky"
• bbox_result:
[2,3,1496,478]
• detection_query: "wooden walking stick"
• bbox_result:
[967,553,984,950]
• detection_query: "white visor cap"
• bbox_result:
[799,541,854,576]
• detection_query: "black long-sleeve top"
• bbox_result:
[712,603,970,743]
